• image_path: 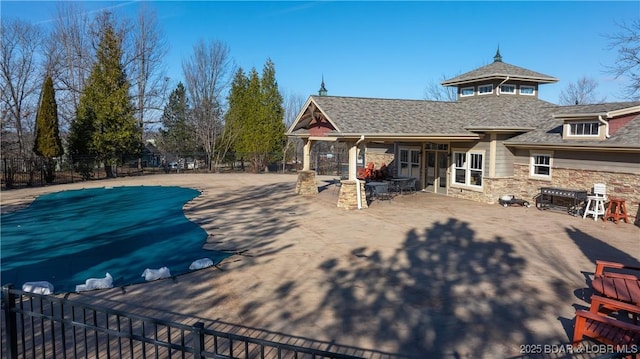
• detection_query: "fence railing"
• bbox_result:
[2,285,363,359]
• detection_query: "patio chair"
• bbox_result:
[399,177,416,195]
[573,295,640,347]
[583,183,607,221]
[592,260,640,306]
[372,182,393,202]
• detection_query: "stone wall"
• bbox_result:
[449,164,640,224]
[337,180,368,210]
[364,153,397,178]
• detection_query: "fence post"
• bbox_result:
[3,284,18,359]
[192,322,205,359]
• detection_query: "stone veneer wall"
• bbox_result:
[449,164,640,224]
[337,180,368,210]
[365,153,395,168]
[364,152,397,178]
[295,170,319,195]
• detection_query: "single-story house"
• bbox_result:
[287,51,640,224]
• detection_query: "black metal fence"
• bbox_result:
[2,285,363,359]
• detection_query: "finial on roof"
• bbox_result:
[493,47,502,63]
[318,75,328,96]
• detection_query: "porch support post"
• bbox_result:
[348,142,358,180]
[336,140,368,209]
[302,139,312,171]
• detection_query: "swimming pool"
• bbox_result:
[1,186,231,293]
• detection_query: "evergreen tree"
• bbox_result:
[227,60,285,172]
[160,82,197,156]
[33,74,64,183]
[259,59,286,170]
[68,12,140,178]
[224,68,249,167]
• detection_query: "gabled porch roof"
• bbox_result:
[287,95,556,142]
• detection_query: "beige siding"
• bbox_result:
[553,151,640,173]
[494,135,516,177]
[514,148,640,174]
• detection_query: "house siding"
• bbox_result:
[514,149,640,173]
[494,135,516,177]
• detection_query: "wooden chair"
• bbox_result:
[573,295,640,349]
[592,260,640,307]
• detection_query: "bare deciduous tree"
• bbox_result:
[281,90,305,172]
[558,76,606,105]
[126,4,169,135]
[605,19,640,100]
[48,2,94,129]
[0,19,43,157]
[424,74,458,102]
[182,39,234,171]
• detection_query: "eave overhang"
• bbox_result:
[504,142,640,152]
[442,74,558,87]
[464,127,535,133]
[286,132,482,142]
[552,105,640,119]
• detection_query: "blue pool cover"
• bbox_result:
[1,186,231,293]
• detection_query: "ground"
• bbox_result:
[1,173,638,358]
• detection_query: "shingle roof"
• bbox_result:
[551,102,640,115]
[303,95,556,136]
[441,61,558,86]
[310,96,470,136]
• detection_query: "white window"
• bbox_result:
[460,87,474,97]
[452,151,484,187]
[520,85,535,95]
[453,153,466,185]
[499,84,516,94]
[569,122,600,136]
[478,84,493,95]
[530,153,552,178]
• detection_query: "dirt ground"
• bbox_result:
[1,173,638,358]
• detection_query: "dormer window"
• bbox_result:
[460,87,474,97]
[499,84,516,94]
[478,84,493,95]
[568,122,600,136]
[520,85,535,95]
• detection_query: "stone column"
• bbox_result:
[337,180,368,209]
[295,170,318,195]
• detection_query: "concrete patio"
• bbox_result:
[1,173,638,358]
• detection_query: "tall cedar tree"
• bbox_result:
[160,82,197,156]
[224,68,248,166]
[68,13,139,178]
[227,60,285,172]
[34,74,64,183]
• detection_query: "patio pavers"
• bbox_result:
[1,173,638,358]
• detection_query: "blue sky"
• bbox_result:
[2,1,638,104]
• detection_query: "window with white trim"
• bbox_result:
[478,84,493,95]
[520,85,535,95]
[530,153,552,178]
[499,84,516,94]
[460,87,474,97]
[568,122,599,136]
[452,151,484,187]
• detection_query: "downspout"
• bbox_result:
[354,135,365,210]
[496,76,510,96]
[598,115,610,138]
